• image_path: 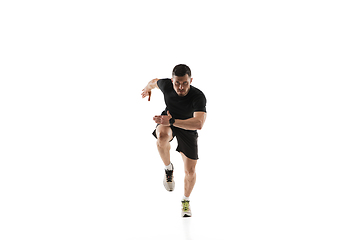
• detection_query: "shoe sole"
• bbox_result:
[163,180,175,191]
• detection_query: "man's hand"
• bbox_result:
[141,87,152,101]
[141,78,159,101]
[153,111,172,126]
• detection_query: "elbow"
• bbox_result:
[196,120,204,130]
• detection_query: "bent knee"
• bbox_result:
[157,131,172,144]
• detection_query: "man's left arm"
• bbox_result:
[172,112,206,130]
[153,112,206,130]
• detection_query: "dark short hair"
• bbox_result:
[172,64,191,78]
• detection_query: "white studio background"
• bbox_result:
[1,0,359,239]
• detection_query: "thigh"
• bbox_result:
[181,152,197,173]
[174,129,199,160]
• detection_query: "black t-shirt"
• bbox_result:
[157,78,207,121]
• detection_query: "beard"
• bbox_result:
[177,89,188,96]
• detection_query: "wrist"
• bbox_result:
[146,84,153,91]
[169,117,175,126]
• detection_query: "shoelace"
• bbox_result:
[165,169,173,182]
[182,200,190,211]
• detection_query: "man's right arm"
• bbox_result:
[141,78,160,101]
[148,78,160,90]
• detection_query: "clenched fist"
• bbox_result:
[153,111,173,126]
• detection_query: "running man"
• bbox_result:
[141,64,207,217]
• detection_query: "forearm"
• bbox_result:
[146,78,159,90]
[173,117,203,131]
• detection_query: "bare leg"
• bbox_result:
[156,125,173,166]
[181,152,197,197]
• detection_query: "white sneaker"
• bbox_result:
[163,163,175,192]
[181,200,192,217]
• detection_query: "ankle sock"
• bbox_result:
[165,163,173,171]
[182,196,190,201]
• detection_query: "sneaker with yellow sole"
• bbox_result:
[181,200,192,217]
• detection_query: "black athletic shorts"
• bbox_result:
[152,125,199,160]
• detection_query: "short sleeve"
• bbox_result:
[193,94,207,112]
[157,78,172,93]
